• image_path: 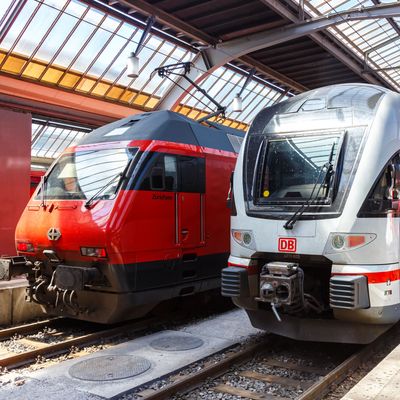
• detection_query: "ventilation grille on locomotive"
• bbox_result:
[221,267,249,297]
[329,275,369,310]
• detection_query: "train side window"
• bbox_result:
[359,154,400,215]
[178,156,205,193]
[150,165,165,190]
[164,155,177,191]
[140,153,178,191]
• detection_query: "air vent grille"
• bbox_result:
[330,275,369,310]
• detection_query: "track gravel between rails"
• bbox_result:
[0,315,167,370]
[2,310,399,400]
[0,296,236,374]
[127,323,400,400]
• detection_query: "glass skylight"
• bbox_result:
[32,118,92,159]
[293,0,400,90]
[10,0,395,131]
[0,0,194,109]
[0,0,288,130]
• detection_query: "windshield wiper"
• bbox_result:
[283,142,336,230]
[84,173,123,209]
[84,154,137,209]
[40,175,48,208]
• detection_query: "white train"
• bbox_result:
[222,84,400,343]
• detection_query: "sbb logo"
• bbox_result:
[278,237,297,253]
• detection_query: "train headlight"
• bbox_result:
[231,229,256,250]
[80,247,107,258]
[243,232,252,245]
[332,234,345,249]
[17,241,34,253]
[324,233,376,254]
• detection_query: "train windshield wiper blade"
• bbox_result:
[84,173,122,209]
[283,165,328,230]
[283,143,336,230]
[283,163,334,230]
[40,175,48,208]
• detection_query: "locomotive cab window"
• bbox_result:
[141,154,178,191]
[37,148,138,200]
[359,154,400,216]
[257,134,342,204]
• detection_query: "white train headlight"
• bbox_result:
[231,229,256,250]
[324,233,376,254]
[332,234,345,249]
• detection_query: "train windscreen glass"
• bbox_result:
[38,148,138,200]
[260,135,341,202]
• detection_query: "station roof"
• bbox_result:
[1,0,400,160]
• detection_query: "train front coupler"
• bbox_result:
[0,256,34,280]
[32,259,103,315]
[256,261,305,321]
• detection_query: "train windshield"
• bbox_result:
[260,134,341,203]
[37,148,138,200]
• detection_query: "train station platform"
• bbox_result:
[0,279,44,326]
[341,342,400,400]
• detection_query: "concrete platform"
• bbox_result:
[341,343,400,400]
[0,309,261,400]
[0,278,44,326]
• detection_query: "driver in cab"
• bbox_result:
[58,163,81,195]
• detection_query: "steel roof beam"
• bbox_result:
[157,2,400,110]
[371,0,400,37]
[212,2,400,68]
[238,55,307,93]
[116,0,216,45]
[116,0,307,94]
[262,0,390,88]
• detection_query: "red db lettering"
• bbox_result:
[278,238,297,253]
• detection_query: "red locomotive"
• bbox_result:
[1,111,244,323]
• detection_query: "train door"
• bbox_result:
[134,153,178,265]
[177,156,206,251]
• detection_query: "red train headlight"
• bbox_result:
[80,247,107,258]
[17,242,34,253]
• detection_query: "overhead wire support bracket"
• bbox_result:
[155,62,226,122]
[134,15,156,57]
[127,15,156,78]
[232,68,256,112]
[238,68,256,98]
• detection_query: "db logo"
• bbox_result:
[278,237,297,253]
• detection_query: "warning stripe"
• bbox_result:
[227,262,258,275]
[333,269,400,284]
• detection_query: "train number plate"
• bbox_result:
[278,237,297,253]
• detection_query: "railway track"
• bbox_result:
[0,296,234,373]
[132,324,398,400]
[0,310,396,400]
[0,316,159,370]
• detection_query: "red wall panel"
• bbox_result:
[0,108,31,255]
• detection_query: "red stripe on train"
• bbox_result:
[332,269,400,284]
[228,262,258,275]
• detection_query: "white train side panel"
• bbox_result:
[223,84,400,343]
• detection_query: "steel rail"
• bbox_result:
[0,318,63,340]
[139,340,269,400]
[0,316,158,369]
[298,324,398,400]
[139,322,400,400]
